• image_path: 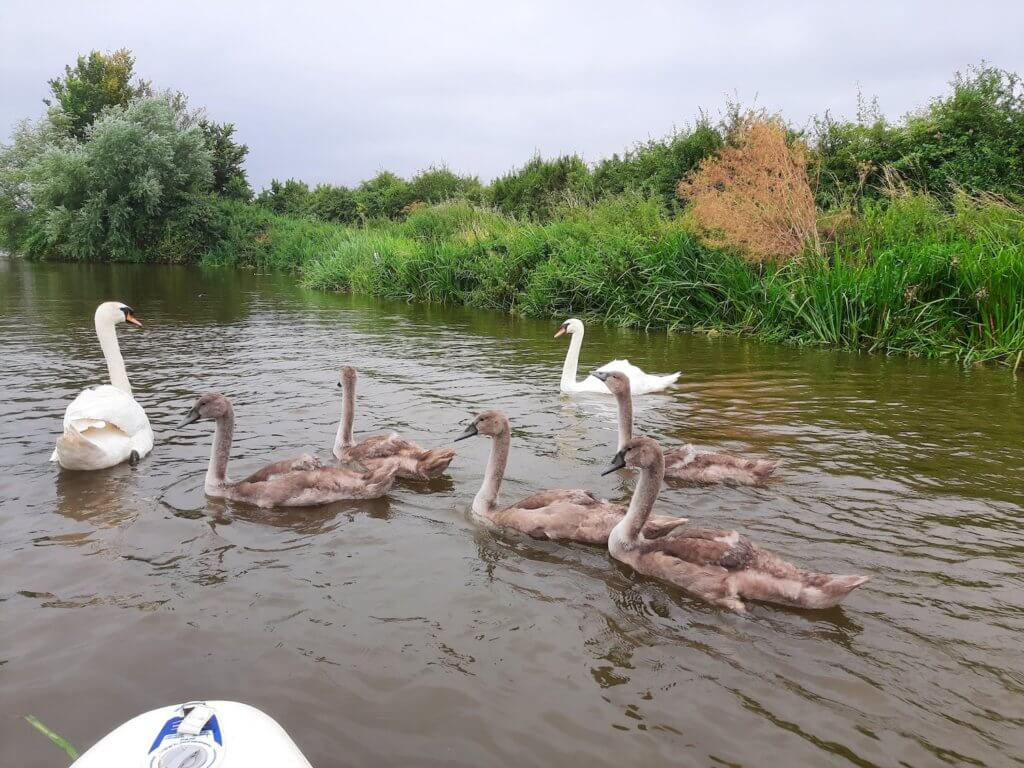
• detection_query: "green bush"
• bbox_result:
[354,171,410,220]
[255,178,312,217]
[1,94,213,261]
[489,154,591,220]
[813,66,1024,207]
[308,183,359,224]
[407,166,484,205]
[592,121,723,210]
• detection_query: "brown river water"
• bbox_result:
[1,258,1022,767]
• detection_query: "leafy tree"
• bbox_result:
[44,49,151,138]
[200,120,252,200]
[7,94,213,260]
[255,178,312,216]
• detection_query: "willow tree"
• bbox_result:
[44,49,151,139]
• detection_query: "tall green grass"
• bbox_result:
[205,194,1024,369]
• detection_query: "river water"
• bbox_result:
[1,258,1022,767]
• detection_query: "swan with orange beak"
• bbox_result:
[554,318,680,394]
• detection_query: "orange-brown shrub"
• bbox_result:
[677,119,819,263]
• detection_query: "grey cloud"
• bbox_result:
[1,0,1021,188]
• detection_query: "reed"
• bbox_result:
[25,715,79,761]
[206,193,1024,368]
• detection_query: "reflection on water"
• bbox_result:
[1,258,1022,767]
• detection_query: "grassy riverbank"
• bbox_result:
[203,193,1024,369]
[3,52,1022,368]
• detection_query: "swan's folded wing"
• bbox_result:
[511,488,604,510]
[594,359,680,394]
[645,527,754,570]
[242,454,322,484]
[63,385,150,437]
[350,433,420,460]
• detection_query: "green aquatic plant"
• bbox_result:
[25,715,79,761]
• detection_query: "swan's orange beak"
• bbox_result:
[125,312,142,327]
[554,323,568,338]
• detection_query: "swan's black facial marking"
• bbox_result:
[601,450,626,476]
[554,321,569,338]
[120,305,142,327]
[454,422,479,442]
[177,406,201,428]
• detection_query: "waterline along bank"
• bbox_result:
[197,194,1024,370]
[3,57,1022,369]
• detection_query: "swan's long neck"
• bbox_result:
[560,330,584,390]
[473,430,509,515]
[613,452,664,550]
[613,387,634,452]
[334,379,356,454]
[96,316,131,395]
[207,410,234,491]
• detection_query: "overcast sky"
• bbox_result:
[2,2,1022,189]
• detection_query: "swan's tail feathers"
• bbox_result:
[642,514,690,538]
[817,574,871,605]
[790,574,871,609]
[734,570,869,610]
[417,447,455,479]
[53,421,126,471]
[752,459,781,479]
[653,371,681,391]
[363,462,399,497]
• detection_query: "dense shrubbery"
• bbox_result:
[489,155,591,220]
[253,165,483,223]
[254,178,311,217]
[2,51,1023,366]
[592,121,723,210]
[205,193,1024,367]
[408,166,484,206]
[679,119,819,263]
[0,48,251,261]
[1,95,214,261]
[308,183,358,223]
[245,65,1024,226]
[812,66,1024,207]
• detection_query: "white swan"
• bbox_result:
[554,318,680,395]
[50,301,154,470]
